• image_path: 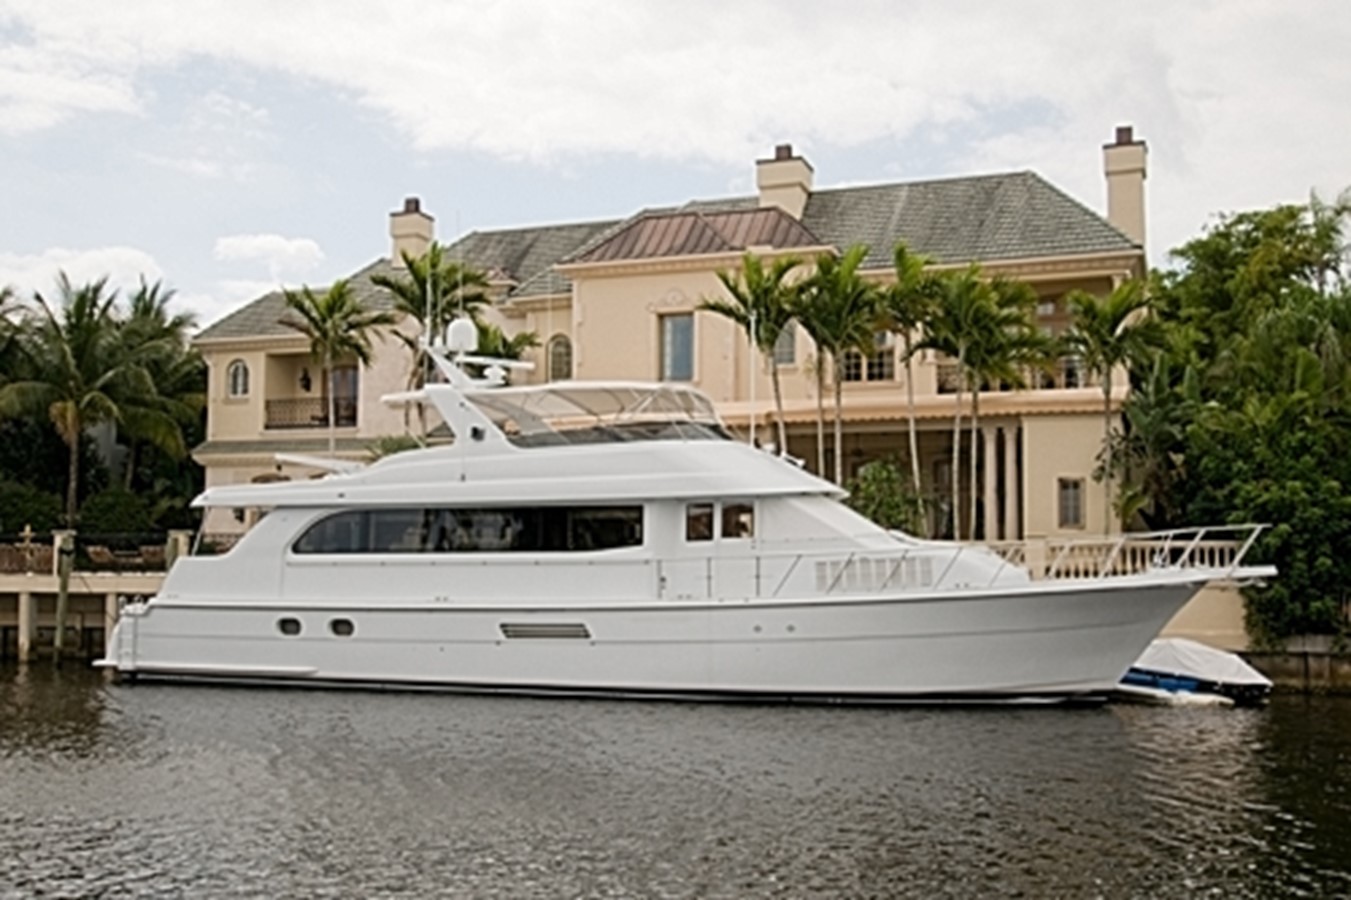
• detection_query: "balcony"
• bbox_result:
[265,397,357,430]
[935,358,1099,394]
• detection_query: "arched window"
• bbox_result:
[547,334,573,381]
[226,359,249,397]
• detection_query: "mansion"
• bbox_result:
[194,127,1151,541]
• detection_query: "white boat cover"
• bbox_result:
[1133,638,1273,687]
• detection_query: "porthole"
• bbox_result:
[329,618,355,637]
[278,617,302,636]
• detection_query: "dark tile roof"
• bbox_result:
[196,258,400,342]
[198,169,1135,340]
[566,207,822,264]
[443,218,622,292]
[801,171,1136,269]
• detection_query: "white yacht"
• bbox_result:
[99,337,1273,702]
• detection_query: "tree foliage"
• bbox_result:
[280,279,397,455]
[0,274,194,525]
[701,253,802,454]
[1115,193,1351,642]
[793,245,879,484]
[845,457,925,534]
[79,487,154,534]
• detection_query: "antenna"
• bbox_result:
[748,308,757,446]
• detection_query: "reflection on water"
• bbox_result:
[2,664,1349,898]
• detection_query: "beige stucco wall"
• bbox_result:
[1021,412,1111,538]
[1160,586,1250,651]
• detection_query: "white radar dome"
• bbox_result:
[446,318,478,353]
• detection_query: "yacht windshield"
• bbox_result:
[465,381,730,448]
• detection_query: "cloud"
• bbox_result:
[0,246,164,298]
[137,91,270,181]
[2,2,1349,260]
[213,234,324,282]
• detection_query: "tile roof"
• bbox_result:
[196,258,400,341]
[197,169,1136,341]
[801,171,1136,269]
[566,207,823,264]
[443,218,622,291]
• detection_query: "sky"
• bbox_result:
[1,0,1348,329]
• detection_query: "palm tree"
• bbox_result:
[879,242,940,502]
[371,243,490,388]
[476,322,540,377]
[699,253,801,453]
[792,245,879,484]
[918,266,989,538]
[0,285,20,388]
[280,279,397,456]
[0,275,179,525]
[1063,279,1159,531]
[118,279,204,489]
[961,276,1045,538]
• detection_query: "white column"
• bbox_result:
[104,592,120,634]
[1003,425,1019,540]
[17,590,34,662]
[982,426,997,541]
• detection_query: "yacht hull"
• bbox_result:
[100,574,1206,701]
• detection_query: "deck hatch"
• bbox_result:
[499,622,592,640]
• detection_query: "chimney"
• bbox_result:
[1103,125,1147,247]
[756,143,814,219]
[389,196,434,268]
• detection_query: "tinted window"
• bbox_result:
[294,506,643,554]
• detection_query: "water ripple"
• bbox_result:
[2,666,1350,898]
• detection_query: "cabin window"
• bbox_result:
[547,334,573,381]
[293,510,366,553]
[685,503,714,542]
[660,313,694,381]
[292,506,643,554]
[721,502,754,539]
[772,322,796,366]
[226,359,249,397]
[1058,478,1085,529]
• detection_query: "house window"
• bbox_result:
[1058,478,1085,529]
[842,333,895,383]
[660,313,694,381]
[226,359,249,397]
[547,334,573,381]
[843,350,864,382]
[1062,357,1083,389]
[772,322,796,366]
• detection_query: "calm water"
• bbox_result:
[2,665,1349,899]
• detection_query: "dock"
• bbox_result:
[0,529,191,662]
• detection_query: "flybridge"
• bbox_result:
[466,382,730,447]
[384,323,730,451]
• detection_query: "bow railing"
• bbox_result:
[986,524,1267,582]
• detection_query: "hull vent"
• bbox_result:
[499,622,592,640]
[815,556,935,593]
